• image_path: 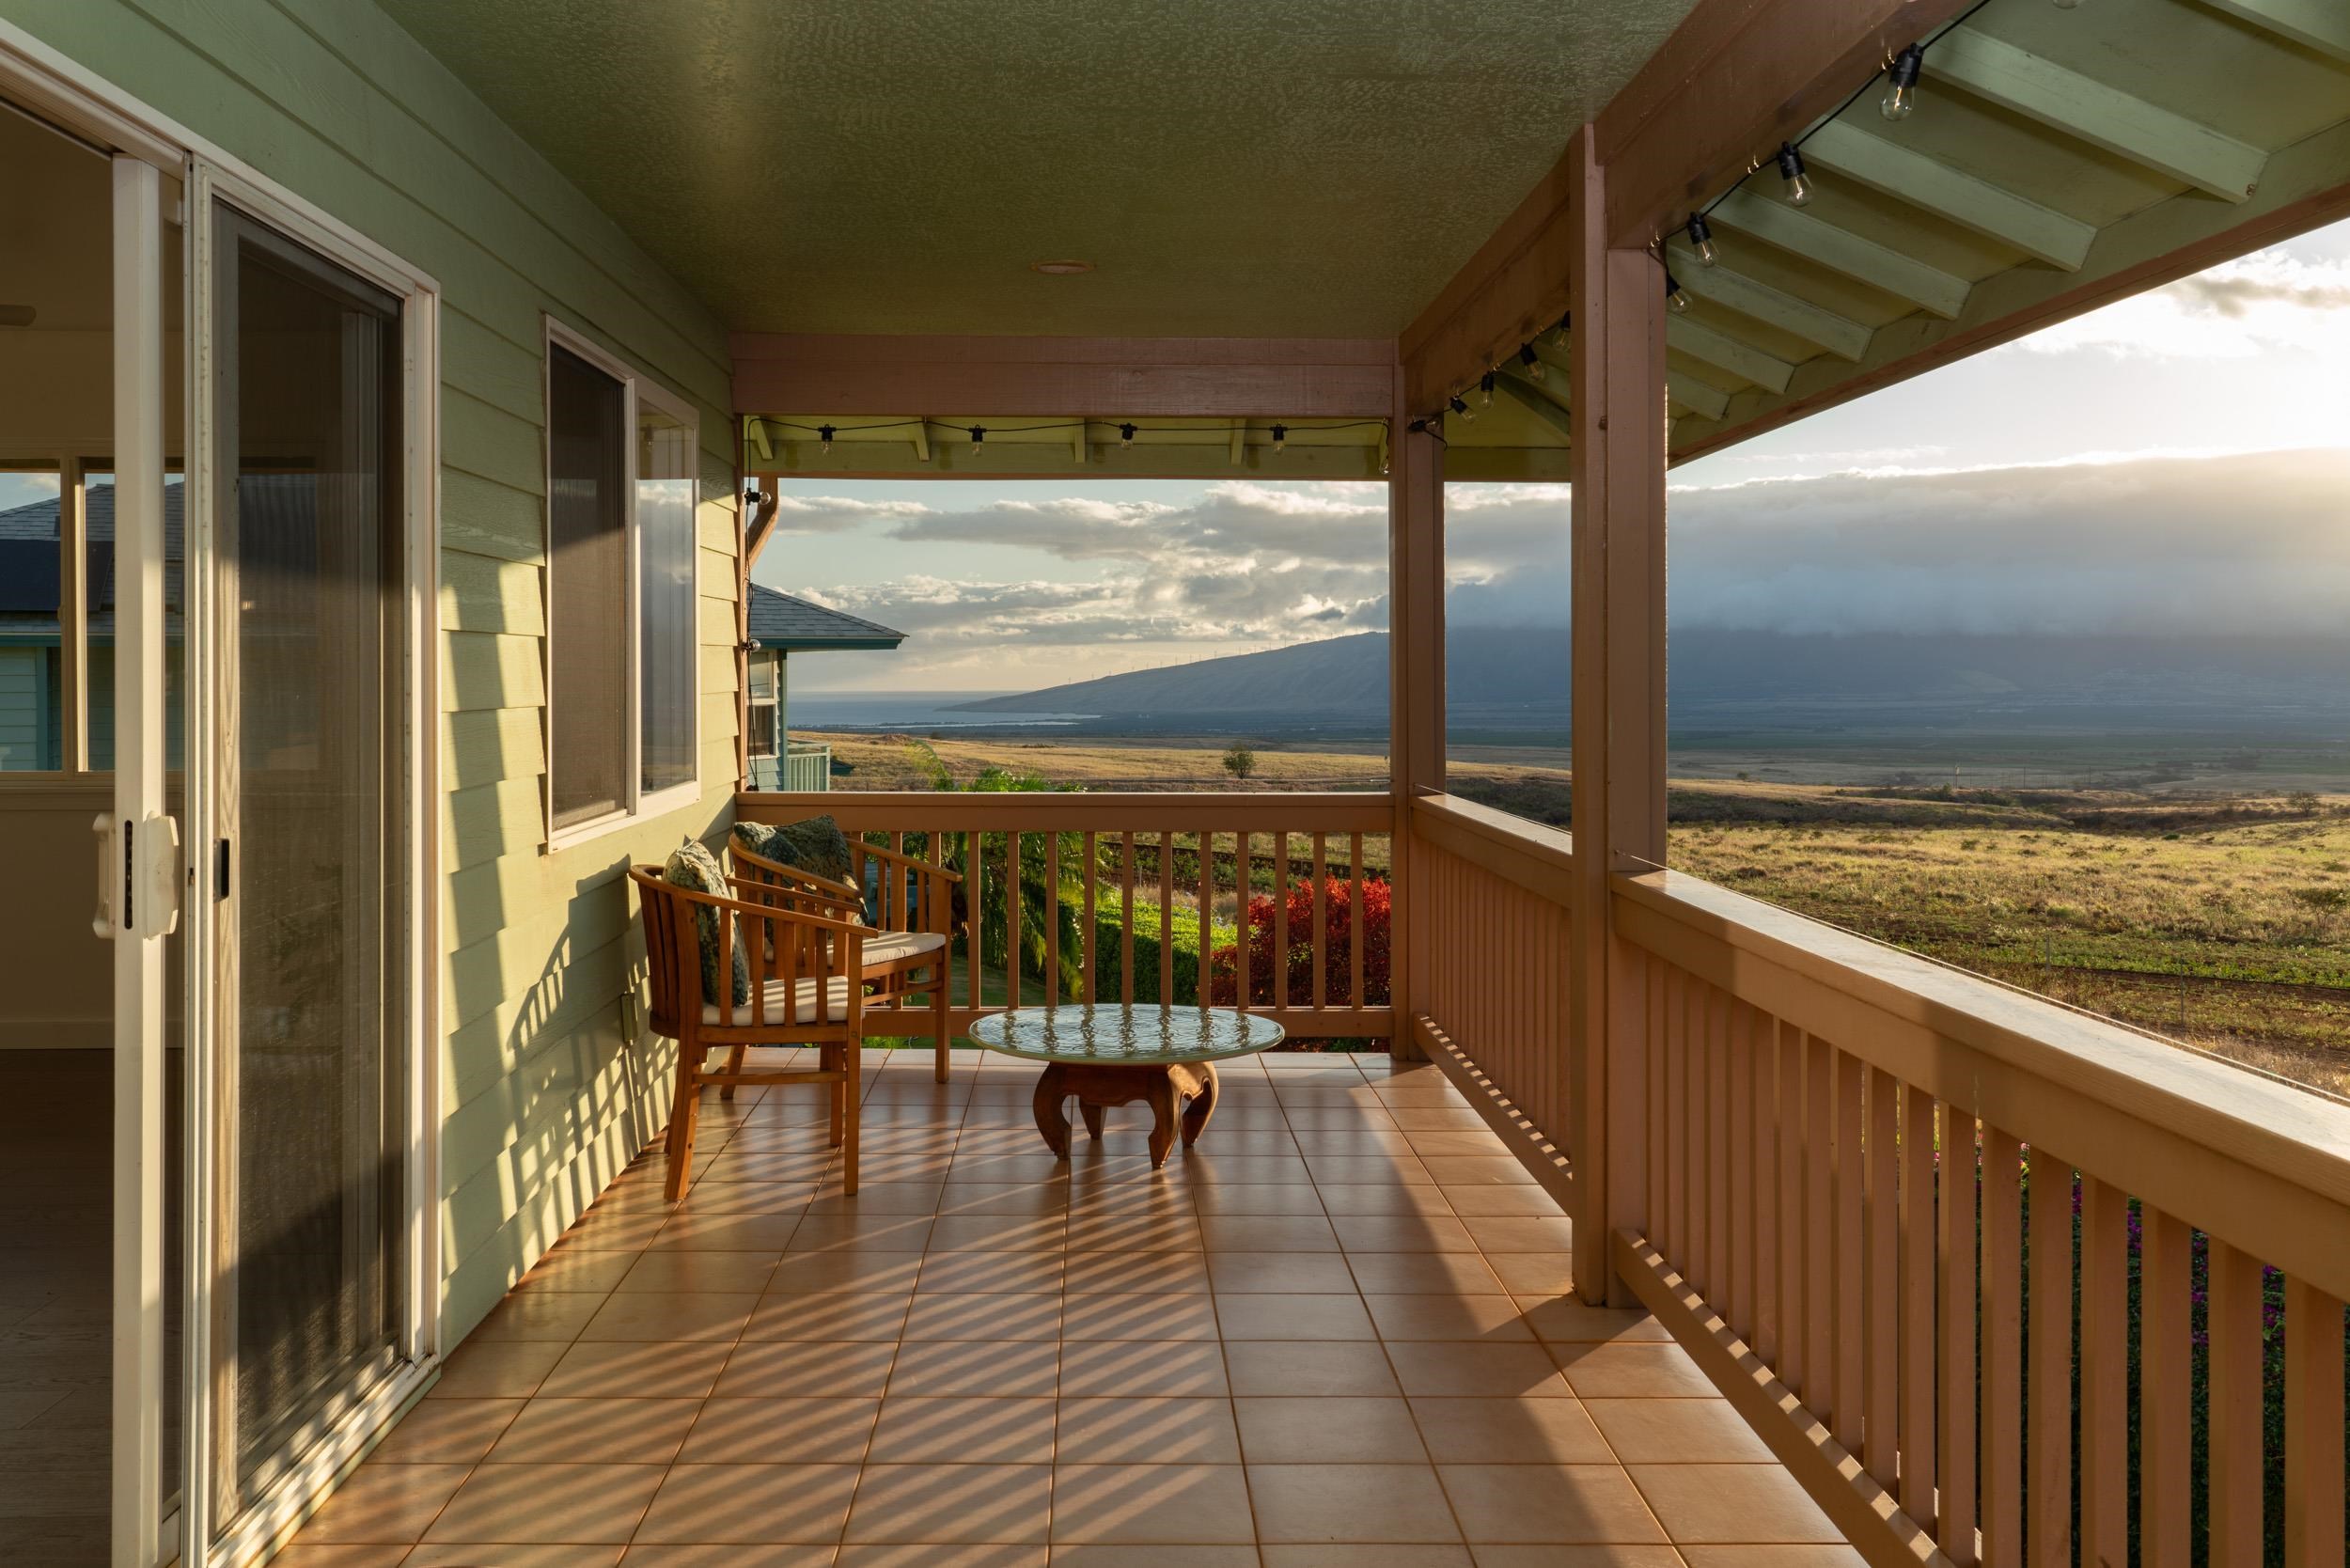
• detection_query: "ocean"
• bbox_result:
[788,690,1098,732]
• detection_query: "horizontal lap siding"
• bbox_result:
[11,0,743,1341]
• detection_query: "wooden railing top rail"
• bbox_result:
[1614,866,2350,1299]
[1408,792,1574,907]
[737,791,1396,834]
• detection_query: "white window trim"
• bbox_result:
[540,317,701,852]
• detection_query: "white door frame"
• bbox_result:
[0,24,443,1568]
[181,155,442,1568]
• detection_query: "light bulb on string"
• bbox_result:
[1477,371,1496,408]
[1518,342,1545,383]
[1449,394,1473,423]
[1272,423,1289,451]
[1550,311,1572,347]
[968,425,985,452]
[1666,272,1691,314]
[1776,142,1812,207]
[1685,213,1716,266]
[817,424,835,454]
[1118,422,1136,450]
[1880,44,1922,121]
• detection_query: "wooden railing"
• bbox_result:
[1612,867,2350,1568]
[735,792,1396,1042]
[1407,793,1574,1202]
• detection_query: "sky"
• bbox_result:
[759,212,2350,694]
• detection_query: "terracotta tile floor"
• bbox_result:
[279,1049,1856,1567]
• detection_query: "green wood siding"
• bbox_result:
[3,0,742,1341]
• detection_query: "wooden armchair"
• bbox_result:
[630,865,870,1200]
[730,834,964,1081]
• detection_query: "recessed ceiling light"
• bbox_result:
[1031,259,1093,275]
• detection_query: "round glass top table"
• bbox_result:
[969,1005,1285,1166]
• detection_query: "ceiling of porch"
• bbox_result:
[374,0,1704,337]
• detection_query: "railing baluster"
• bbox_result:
[1664,975,1688,1269]
[2078,1177,2128,1568]
[1707,989,1731,1304]
[1728,1000,1754,1343]
[2282,1278,2346,1568]
[1900,1083,1937,1530]
[1776,1019,1802,1393]
[1806,1034,1835,1418]
[1648,960,1668,1260]
[2138,1203,2191,1568]
[1082,830,1098,1005]
[1271,829,1288,1011]
[1197,831,1214,1008]
[1752,1007,1780,1370]
[1120,832,1136,1007]
[1936,1102,1977,1564]
[1044,832,1060,1009]
[2027,1154,2073,1568]
[1159,829,1175,1008]
[1234,830,1251,1013]
[1865,1066,1899,1491]
[1981,1126,2024,1567]
[1833,1049,1865,1455]
[966,829,983,1013]
[1006,830,1022,1013]
[2206,1238,2264,1566]
[1349,833,1365,1007]
[1311,832,1328,1012]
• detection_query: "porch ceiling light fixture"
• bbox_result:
[1666,272,1691,314]
[1881,43,1923,121]
[1685,213,1717,266]
[1477,371,1496,407]
[817,424,836,453]
[1776,142,1812,206]
[1449,394,1473,422]
[1271,423,1289,451]
[967,425,986,450]
[1119,422,1136,448]
[1030,259,1093,274]
[1518,341,1545,383]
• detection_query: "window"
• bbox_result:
[543,322,699,841]
[745,653,779,760]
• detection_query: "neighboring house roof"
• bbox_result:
[746,583,904,652]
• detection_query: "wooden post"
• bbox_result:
[1386,367,1445,1059]
[1568,125,1670,1306]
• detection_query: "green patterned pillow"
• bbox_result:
[664,838,750,1009]
[733,816,875,923]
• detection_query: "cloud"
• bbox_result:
[772,449,2350,686]
[2002,248,2350,360]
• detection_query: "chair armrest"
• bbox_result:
[854,840,964,884]
[730,840,863,900]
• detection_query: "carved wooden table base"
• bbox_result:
[1031,1058,1220,1167]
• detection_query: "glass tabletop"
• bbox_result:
[967,1005,1286,1066]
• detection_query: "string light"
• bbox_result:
[1449,393,1473,423]
[1271,422,1289,451]
[1518,342,1545,383]
[1775,142,1812,206]
[1880,44,1922,121]
[1477,371,1496,408]
[1549,312,1572,347]
[968,425,985,450]
[1685,214,1717,266]
[1119,421,1136,449]
[816,424,835,454]
[1666,272,1691,313]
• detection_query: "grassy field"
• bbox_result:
[798,729,2350,1095]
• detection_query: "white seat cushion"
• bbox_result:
[703,974,857,1026]
[863,930,947,968]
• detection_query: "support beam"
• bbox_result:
[745,415,773,463]
[1568,125,1668,1308]
[1666,371,1731,423]
[733,333,1394,418]
[910,419,930,463]
[1494,368,1574,441]
[1230,418,1247,464]
[743,488,781,571]
[1925,26,2265,202]
[1387,372,1444,1063]
[1803,121,2096,272]
[1398,0,1974,411]
[1072,418,1089,464]
[1662,248,1872,361]
[1713,189,1972,319]
[2203,0,2350,63]
[1666,316,1795,393]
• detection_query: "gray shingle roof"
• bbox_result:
[746,583,904,651]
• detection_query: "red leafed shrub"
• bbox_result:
[1209,876,1391,1008]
